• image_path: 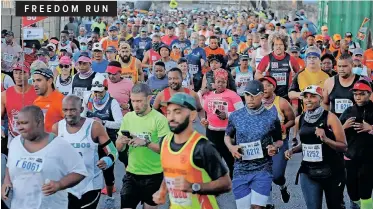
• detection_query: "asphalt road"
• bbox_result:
[97,118,354,209]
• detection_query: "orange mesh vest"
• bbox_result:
[120,57,138,83]
[160,131,220,209]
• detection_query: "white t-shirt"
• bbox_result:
[7,135,88,209]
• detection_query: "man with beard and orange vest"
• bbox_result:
[152,93,232,209]
[117,42,143,84]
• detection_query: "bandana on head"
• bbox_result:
[214,68,228,80]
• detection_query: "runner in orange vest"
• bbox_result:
[117,42,143,84]
[152,93,231,209]
[100,25,120,51]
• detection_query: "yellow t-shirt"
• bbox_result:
[290,68,330,92]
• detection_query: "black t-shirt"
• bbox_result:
[159,136,228,180]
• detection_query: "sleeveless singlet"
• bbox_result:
[120,57,138,83]
[235,66,254,96]
[55,75,73,96]
[58,118,104,198]
[329,75,359,117]
[161,88,191,115]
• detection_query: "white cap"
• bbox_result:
[46,43,56,52]
[92,42,103,51]
[300,85,323,97]
[79,38,88,44]
[91,74,107,92]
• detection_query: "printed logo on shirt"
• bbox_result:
[271,62,278,68]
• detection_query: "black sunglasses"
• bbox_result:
[59,64,70,68]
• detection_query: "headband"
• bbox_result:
[306,52,321,58]
[33,69,54,79]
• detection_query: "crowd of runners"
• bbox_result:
[1,5,373,209]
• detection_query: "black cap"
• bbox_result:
[244,80,264,96]
[345,32,352,37]
[260,33,269,39]
[5,31,14,37]
[290,46,300,52]
[167,24,175,29]
[36,48,49,56]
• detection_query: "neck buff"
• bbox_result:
[89,91,110,106]
[262,94,276,107]
[109,36,118,41]
[78,69,93,79]
[59,75,72,85]
[246,103,265,115]
[304,106,324,124]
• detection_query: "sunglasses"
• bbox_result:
[78,61,89,65]
[92,84,105,88]
[93,90,104,94]
[59,64,70,68]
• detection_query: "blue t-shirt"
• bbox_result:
[92,59,109,73]
[133,37,152,60]
[147,76,169,93]
[226,106,281,176]
[182,46,206,83]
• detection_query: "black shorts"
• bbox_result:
[98,145,115,186]
[120,172,163,208]
[68,189,101,209]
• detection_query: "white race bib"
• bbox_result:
[240,141,264,160]
[188,64,199,74]
[15,156,44,172]
[11,114,20,135]
[272,72,287,86]
[3,53,14,63]
[334,99,353,114]
[302,144,323,162]
[165,177,192,206]
[73,87,88,99]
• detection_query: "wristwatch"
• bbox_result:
[143,138,151,147]
[192,183,201,194]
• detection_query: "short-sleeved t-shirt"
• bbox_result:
[202,89,244,130]
[92,59,109,73]
[118,109,170,175]
[289,68,330,93]
[33,90,64,132]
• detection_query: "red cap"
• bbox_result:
[352,81,372,92]
[106,66,122,74]
[259,76,277,89]
[12,62,31,73]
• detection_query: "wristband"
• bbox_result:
[101,156,113,170]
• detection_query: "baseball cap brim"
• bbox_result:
[300,90,322,97]
[165,100,196,110]
[91,86,105,92]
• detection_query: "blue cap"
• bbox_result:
[108,25,118,31]
[106,46,117,52]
